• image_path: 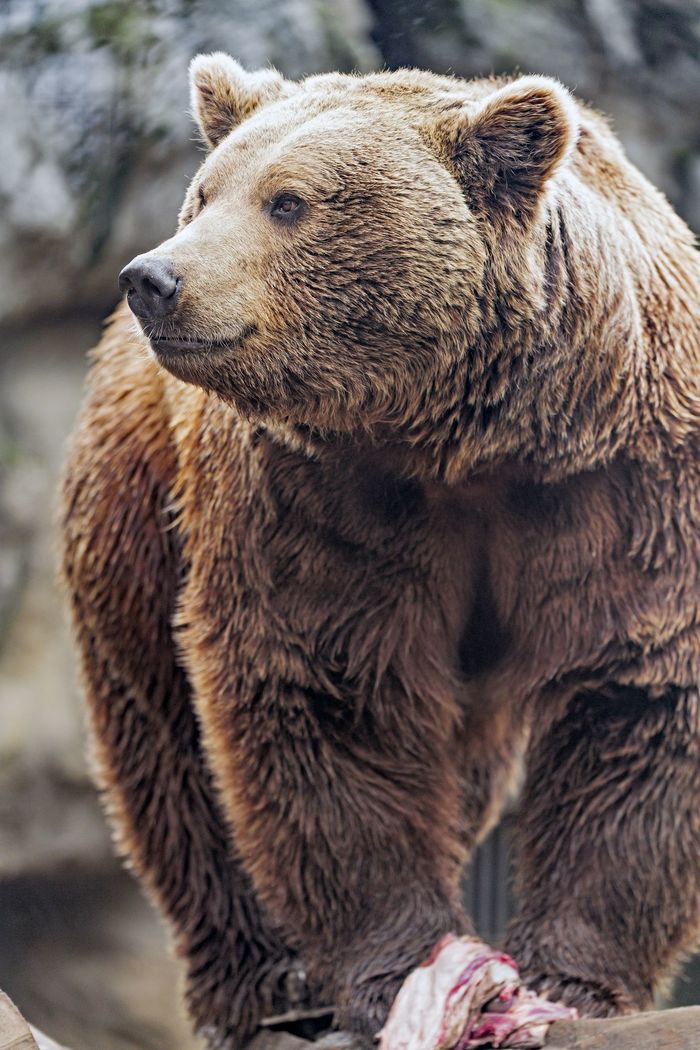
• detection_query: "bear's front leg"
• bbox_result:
[506,686,700,1018]
[188,667,470,1045]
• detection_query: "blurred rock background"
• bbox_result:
[1,1,700,1047]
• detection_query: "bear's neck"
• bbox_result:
[268,187,700,488]
[438,193,700,485]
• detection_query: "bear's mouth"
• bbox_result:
[148,326,255,357]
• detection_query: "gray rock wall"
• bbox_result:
[369,0,700,229]
[0,0,378,328]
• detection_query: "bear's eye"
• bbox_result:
[269,194,304,222]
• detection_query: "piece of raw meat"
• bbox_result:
[378,935,576,1050]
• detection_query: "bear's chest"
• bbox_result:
[178,428,491,706]
[178,420,697,714]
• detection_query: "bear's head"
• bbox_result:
[122,56,687,481]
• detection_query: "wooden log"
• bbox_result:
[248,1033,310,1050]
[249,1033,371,1049]
[249,1034,360,1049]
[249,1007,700,1049]
[3,987,700,1050]
[546,1006,700,1049]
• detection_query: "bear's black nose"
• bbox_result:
[119,256,180,322]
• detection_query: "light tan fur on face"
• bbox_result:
[129,58,700,484]
[189,52,291,147]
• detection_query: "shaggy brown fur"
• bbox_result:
[60,56,700,1049]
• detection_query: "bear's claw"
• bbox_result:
[377,934,576,1049]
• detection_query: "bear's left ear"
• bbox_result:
[189,52,290,148]
[431,76,579,219]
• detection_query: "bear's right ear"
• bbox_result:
[189,52,289,148]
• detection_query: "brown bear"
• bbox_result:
[60,54,700,1049]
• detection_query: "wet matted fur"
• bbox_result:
[60,58,700,1047]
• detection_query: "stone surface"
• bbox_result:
[0,318,109,877]
[0,990,38,1050]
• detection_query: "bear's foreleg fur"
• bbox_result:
[506,686,700,1016]
[186,664,472,1042]
[60,348,299,1048]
